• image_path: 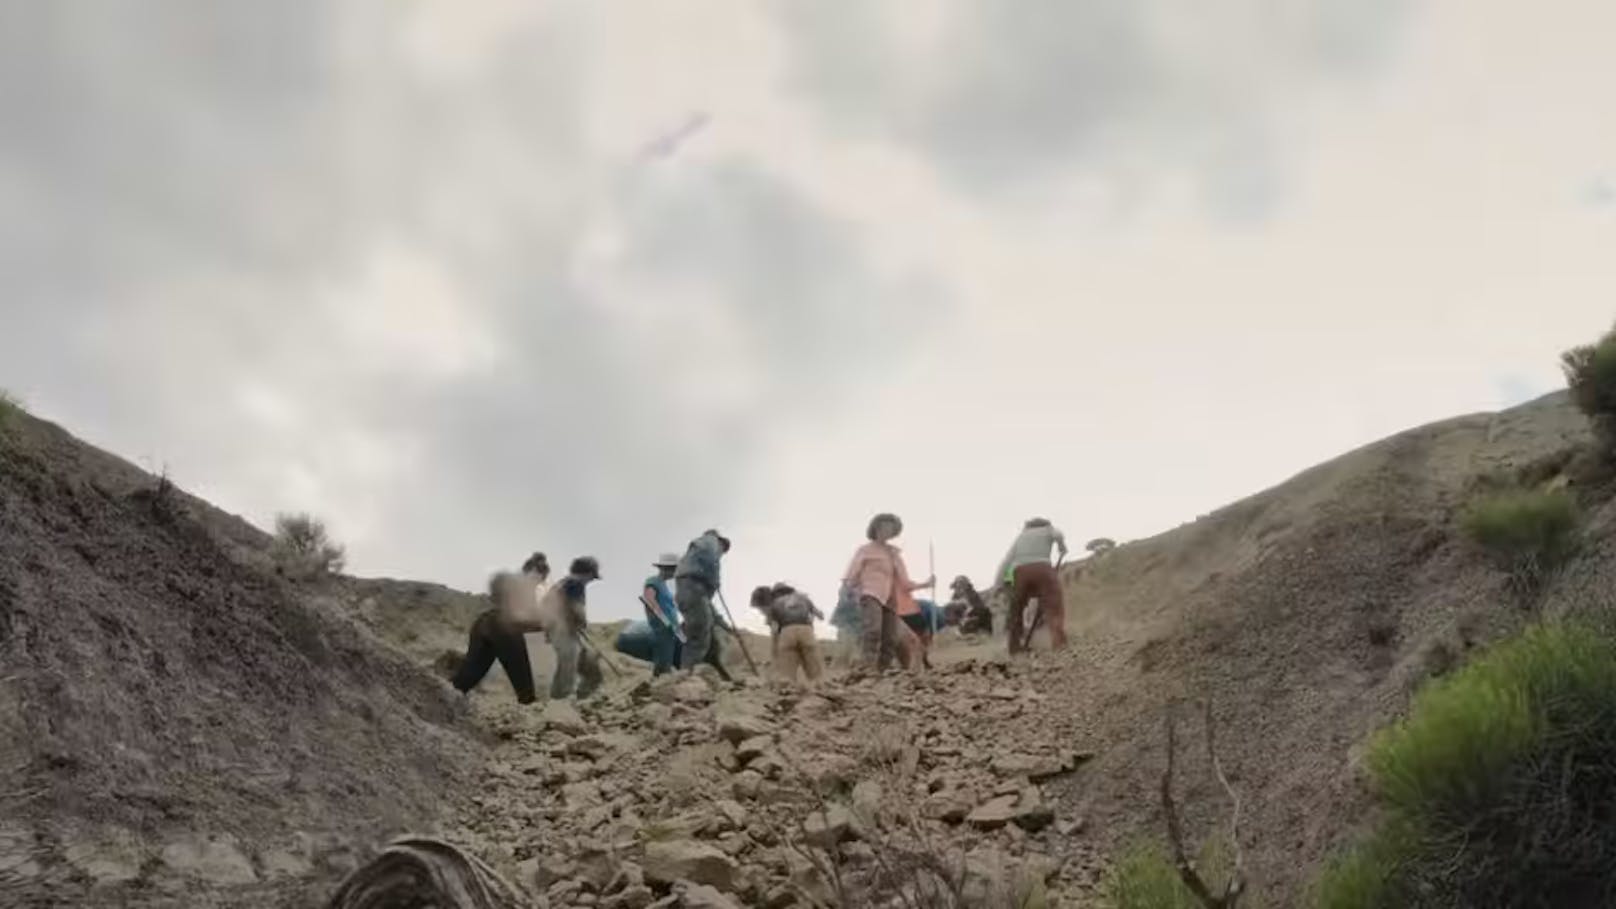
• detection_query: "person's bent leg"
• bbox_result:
[650,624,675,676]
[800,633,825,682]
[678,583,714,671]
[878,608,900,671]
[772,628,800,683]
[550,632,580,699]
[1038,564,1068,649]
[577,647,603,699]
[858,596,885,668]
[491,624,537,704]
[1008,566,1034,654]
[453,610,501,695]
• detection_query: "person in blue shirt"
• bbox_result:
[640,552,685,676]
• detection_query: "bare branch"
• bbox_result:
[1203,700,1247,902]
[1161,708,1222,907]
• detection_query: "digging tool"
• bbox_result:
[714,589,761,677]
[1026,552,1067,640]
[576,628,625,679]
[635,597,687,644]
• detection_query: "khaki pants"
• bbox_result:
[773,624,823,683]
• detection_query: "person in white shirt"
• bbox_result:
[994,518,1070,654]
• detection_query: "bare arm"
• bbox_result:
[642,585,674,627]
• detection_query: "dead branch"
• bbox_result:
[1160,702,1246,909]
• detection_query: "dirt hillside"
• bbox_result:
[0,410,484,907]
[1042,390,1608,900]
[5,390,1612,907]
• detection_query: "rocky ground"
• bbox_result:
[450,650,1105,908]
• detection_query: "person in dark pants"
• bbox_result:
[675,529,731,673]
[452,552,550,704]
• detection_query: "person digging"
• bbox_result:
[994,517,1070,655]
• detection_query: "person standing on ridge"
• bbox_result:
[640,552,684,677]
[675,529,731,673]
[452,552,551,704]
[843,513,933,672]
[995,518,1070,654]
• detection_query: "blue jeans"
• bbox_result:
[650,620,679,676]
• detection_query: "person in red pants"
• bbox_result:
[994,518,1070,654]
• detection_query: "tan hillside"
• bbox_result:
[4,390,1613,906]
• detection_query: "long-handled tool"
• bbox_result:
[714,590,761,677]
[576,628,625,679]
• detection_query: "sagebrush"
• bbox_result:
[1102,841,1208,909]
[1315,622,1616,907]
[0,388,23,433]
[272,512,347,579]
[1458,487,1576,595]
[1561,323,1616,449]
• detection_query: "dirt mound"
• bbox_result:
[0,412,482,907]
[1042,391,1602,900]
[449,658,1099,907]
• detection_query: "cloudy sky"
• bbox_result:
[4,0,1615,628]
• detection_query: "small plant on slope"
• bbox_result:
[0,388,23,434]
[1314,622,1616,908]
[1561,322,1616,450]
[1459,487,1577,596]
[272,512,347,579]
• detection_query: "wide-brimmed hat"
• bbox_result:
[652,552,680,568]
[866,513,903,541]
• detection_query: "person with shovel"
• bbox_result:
[995,518,1069,654]
[675,529,731,674]
[640,552,685,677]
[452,552,552,704]
[545,556,605,699]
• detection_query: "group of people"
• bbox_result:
[450,514,1072,703]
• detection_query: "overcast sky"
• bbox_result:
[4,0,1615,629]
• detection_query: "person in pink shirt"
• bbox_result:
[842,513,933,671]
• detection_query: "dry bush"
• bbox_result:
[1561,323,1616,451]
[272,511,348,579]
[1086,538,1118,556]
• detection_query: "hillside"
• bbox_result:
[1044,390,1605,899]
[0,411,484,907]
[2,390,1611,907]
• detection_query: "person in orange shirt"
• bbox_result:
[842,513,933,672]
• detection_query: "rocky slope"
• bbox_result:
[0,411,483,908]
[5,389,1611,907]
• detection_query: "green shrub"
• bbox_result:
[1102,842,1201,909]
[1315,623,1616,907]
[1562,324,1616,447]
[1459,488,1577,593]
[1102,839,1242,909]
[272,512,347,579]
[0,388,22,432]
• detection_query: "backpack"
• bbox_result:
[774,592,816,626]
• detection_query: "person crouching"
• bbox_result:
[750,583,825,685]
